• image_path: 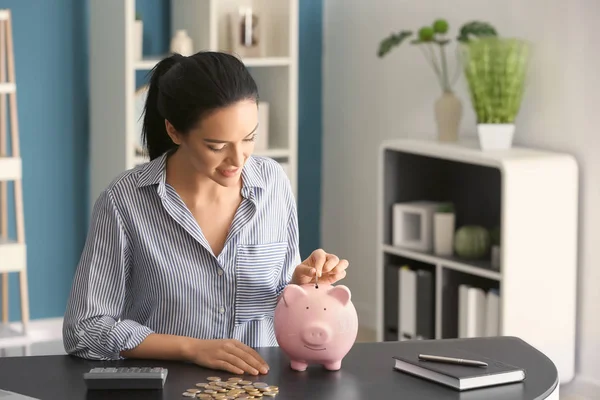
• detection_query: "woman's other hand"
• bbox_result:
[184,338,269,375]
[291,248,349,285]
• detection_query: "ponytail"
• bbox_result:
[141,51,259,161]
[142,54,182,160]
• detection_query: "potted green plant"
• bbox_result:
[378,20,498,142]
[461,37,531,150]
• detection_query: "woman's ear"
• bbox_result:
[165,119,181,145]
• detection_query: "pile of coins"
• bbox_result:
[182,376,279,398]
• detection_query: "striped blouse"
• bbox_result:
[62,153,300,360]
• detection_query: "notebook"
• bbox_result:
[0,389,40,400]
[392,343,525,391]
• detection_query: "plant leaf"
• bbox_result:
[377,31,413,57]
[457,21,498,43]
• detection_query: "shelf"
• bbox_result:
[0,238,26,273]
[254,148,289,158]
[0,157,21,181]
[0,82,16,94]
[133,155,148,167]
[244,57,290,67]
[134,56,290,71]
[0,323,25,342]
[134,56,163,70]
[381,244,501,281]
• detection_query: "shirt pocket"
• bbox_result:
[234,241,289,325]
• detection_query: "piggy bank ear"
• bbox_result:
[327,285,351,306]
[282,284,307,307]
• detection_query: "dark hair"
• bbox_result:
[141,51,259,160]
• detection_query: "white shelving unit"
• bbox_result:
[0,8,30,338]
[376,138,578,384]
[89,0,298,210]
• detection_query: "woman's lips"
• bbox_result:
[219,168,239,178]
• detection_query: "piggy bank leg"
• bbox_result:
[290,360,308,371]
[323,360,342,371]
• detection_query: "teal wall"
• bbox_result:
[1,0,89,322]
[0,0,322,321]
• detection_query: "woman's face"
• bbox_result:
[167,99,258,187]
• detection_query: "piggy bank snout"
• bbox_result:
[301,323,332,346]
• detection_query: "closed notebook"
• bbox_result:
[393,344,525,391]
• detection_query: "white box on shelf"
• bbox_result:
[255,101,269,151]
[392,201,445,252]
[433,212,455,256]
[279,162,289,179]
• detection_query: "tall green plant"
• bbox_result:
[461,37,531,124]
[377,20,498,92]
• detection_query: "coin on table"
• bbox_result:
[196,383,209,388]
[238,380,252,385]
[207,376,222,381]
[182,392,196,397]
[262,392,277,397]
[253,382,268,388]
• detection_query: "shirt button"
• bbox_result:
[219,307,225,314]
[218,270,223,276]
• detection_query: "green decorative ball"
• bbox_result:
[418,26,435,41]
[454,225,491,259]
[433,19,449,34]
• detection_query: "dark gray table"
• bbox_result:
[0,336,558,400]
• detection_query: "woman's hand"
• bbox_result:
[184,338,269,375]
[291,248,349,286]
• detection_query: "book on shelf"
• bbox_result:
[458,285,501,338]
[392,341,525,391]
[396,265,434,341]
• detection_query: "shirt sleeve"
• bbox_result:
[62,188,154,360]
[276,170,301,296]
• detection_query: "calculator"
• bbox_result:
[83,366,168,390]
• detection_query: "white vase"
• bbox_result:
[133,20,143,61]
[433,212,455,256]
[434,91,462,142]
[477,123,515,150]
[170,29,194,56]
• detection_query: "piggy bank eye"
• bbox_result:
[324,308,327,311]
[306,306,309,309]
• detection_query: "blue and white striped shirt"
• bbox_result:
[62,152,300,360]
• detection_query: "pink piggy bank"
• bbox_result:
[274,283,359,372]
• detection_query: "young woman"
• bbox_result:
[62,51,349,376]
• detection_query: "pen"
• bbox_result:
[418,354,488,367]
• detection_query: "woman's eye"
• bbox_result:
[208,145,226,152]
[243,135,256,142]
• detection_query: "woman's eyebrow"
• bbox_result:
[203,124,259,143]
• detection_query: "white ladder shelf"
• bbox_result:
[0,8,30,336]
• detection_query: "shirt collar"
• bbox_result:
[136,152,266,194]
